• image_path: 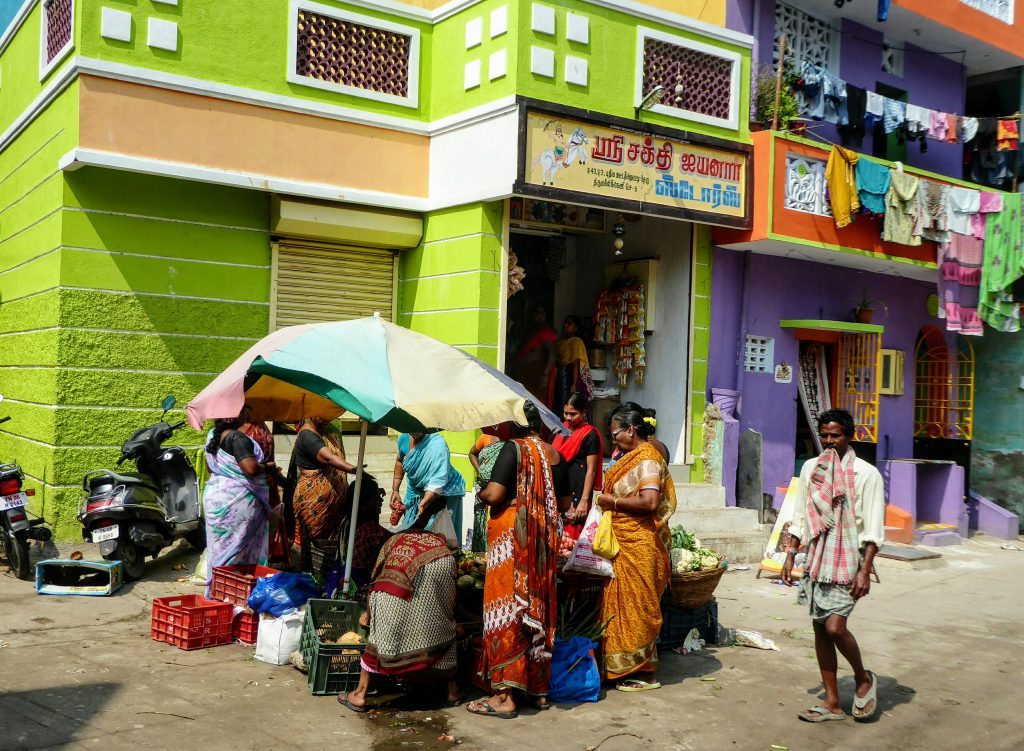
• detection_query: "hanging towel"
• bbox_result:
[937,233,985,336]
[961,117,979,144]
[980,192,1024,332]
[865,91,884,129]
[945,114,959,143]
[916,181,950,243]
[927,110,949,141]
[905,104,928,131]
[855,158,891,216]
[840,85,867,146]
[946,186,982,236]
[882,98,906,134]
[996,120,1019,151]
[825,146,860,229]
[971,191,1005,240]
[883,169,921,246]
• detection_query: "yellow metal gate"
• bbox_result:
[834,332,881,443]
[270,240,398,330]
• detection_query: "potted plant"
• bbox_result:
[851,291,888,324]
[752,63,801,132]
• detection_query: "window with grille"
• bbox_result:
[881,37,904,76]
[774,2,837,72]
[784,154,831,217]
[636,27,741,130]
[744,335,774,373]
[39,0,74,80]
[288,0,420,108]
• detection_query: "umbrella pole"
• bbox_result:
[342,418,368,597]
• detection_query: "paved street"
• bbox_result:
[1,537,1022,751]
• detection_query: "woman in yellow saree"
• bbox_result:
[596,408,677,691]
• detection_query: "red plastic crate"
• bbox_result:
[151,595,234,651]
[233,610,259,645]
[210,565,280,607]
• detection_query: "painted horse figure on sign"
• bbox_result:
[533,125,588,186]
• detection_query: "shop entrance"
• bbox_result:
[504,199,694,461]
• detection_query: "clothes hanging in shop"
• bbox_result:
[882,167,921,246]
[946,186,981,236]
[937,232,984,336]
[825,145,860,229]
[855,158,891,216]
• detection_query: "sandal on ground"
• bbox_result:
[466,699,518,719]
[798,706,847,722]
[338,692,368,713]
[616,679,662,692]
[853,671,878,721]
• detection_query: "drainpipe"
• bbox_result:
[733,250,753,410]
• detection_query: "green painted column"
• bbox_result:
[689,224,713,482]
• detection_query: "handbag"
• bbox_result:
[592,510,619,560]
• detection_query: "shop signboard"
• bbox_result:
[515,102,751,228]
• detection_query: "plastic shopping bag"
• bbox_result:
[428,508,460,549]
[248,572,318,617]
[564,506,614,577]
[254,610,305,665]
[592,510,619,560]
[548,637,601,703]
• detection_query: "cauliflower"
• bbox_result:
[671,548,697,573]
[698,552,721,571]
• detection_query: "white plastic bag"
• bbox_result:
[254,610,304,665]
[428,508,459,549]
[564,506,614,578]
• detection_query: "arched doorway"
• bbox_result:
[913,325,974,479]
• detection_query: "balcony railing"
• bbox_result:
[960,0,1013,23]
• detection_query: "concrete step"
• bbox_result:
[669,506,762,534]
[916,529,962,547]
[697,530,772,564]
[674,483,726,509]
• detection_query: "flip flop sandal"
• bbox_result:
[616,679,662,692]
[466,700,518,719]
[338,694,368,714]
[853,671,878,721]
[798,706,847,722]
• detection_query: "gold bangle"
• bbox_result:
[613,498,618,511]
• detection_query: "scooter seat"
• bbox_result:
[89,471,158,490]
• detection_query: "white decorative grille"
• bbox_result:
[881,37,903,76]
[774,2,837,72]
[960,0,1013,23]
[785,154,832,217]
[744,335,774,374]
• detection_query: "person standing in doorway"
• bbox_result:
[782,408,884,723]
[515,305,558,410]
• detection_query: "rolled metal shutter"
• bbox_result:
[271,239,398,329]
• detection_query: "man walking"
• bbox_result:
[782,408,885,722]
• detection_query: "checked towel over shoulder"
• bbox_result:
[803,449,861,585]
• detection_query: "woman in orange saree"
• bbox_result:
[596,408,677,691]
[466,403,568,719]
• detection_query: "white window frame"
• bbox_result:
[960,0,1014,23]
[287,0,420,109]
[634,26,742,131]
[39,0,75,82]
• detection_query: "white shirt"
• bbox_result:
[790,452,886,550]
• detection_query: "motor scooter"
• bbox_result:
[78,395,203,580]
[0,395,53,579]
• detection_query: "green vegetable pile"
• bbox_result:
[669,525,725,574]
[456,551,486,590]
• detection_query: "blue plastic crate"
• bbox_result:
[36,559,124,596]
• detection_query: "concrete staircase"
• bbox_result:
[670,481,770,563]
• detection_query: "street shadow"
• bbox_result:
[805,674,917,720]
[654,646,725,687]
[0,682,121,749]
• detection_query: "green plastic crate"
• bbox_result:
[301,599,366,696]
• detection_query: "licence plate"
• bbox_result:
[0,492,27,511]
[92,525,120,543]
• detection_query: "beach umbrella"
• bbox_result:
[187,314,565,591]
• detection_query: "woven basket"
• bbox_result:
[669,565,727,610]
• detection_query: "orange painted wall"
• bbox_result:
[896,0,1022,59]
[77,76,429,198]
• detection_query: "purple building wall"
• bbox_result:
[742,0,966,180]
[708,247,945,496]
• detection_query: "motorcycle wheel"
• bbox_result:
[104,540,146,581]
[2,529,32,580]
[185,526,206,551]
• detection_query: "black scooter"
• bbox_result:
[78,396,204,580]
[0,395,53,579]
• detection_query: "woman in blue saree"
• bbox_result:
[202,418,270,597]
[389,432,465,544]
